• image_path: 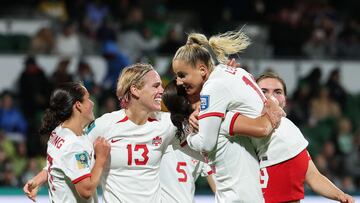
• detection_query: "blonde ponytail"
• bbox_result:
[173,29,250,70]
[209,30,250,63]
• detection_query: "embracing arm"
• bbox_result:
[305,160,354,203]
[221,96,285,137]
[187,116,223,153]
[227,112,273,137]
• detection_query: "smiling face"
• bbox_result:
[135,70,164,112]
[257,78,286,108]
[172,59,207,96]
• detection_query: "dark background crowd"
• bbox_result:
[0,0,360,196]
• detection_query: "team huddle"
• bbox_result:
[23,30,354,203]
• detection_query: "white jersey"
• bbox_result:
[46,125,97,203]
[160,145,213,203]
[188,65,265,203]
[86,109,203,203]
[251,117,308,168]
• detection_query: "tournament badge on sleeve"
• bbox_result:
[200,95,210,111]
[75,152,90,169]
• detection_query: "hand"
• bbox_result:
[189,107,200,132]
[226,58,241,68]
[94,137,111,164]
[23,179,39,202]
[262,96,286,128]
[339,193,354,203]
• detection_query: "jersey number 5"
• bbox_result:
[127,144,149,165]
[176,162,188,182]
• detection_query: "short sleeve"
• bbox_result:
[219,111,239,135]
[61,142,92,184]
[199,81,231,119]
[200,162,213,177]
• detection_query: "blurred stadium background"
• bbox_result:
[0,0,360,201]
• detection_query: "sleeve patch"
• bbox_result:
[75,152,90,169]
[200,95,210,111]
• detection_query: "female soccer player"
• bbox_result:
[23,82,110,202]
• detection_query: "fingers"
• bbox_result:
[189,108,200,132]
[94,137,111,162]
[263,99,285,128]
[189,116,199,132]
[23,181,37,202]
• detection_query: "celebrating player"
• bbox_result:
[23,82,110,203]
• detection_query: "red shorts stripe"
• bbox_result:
[261,149,310,203]
[198,112,224,120]
[72,173,91,184]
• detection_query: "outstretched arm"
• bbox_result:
[305,160,354,203]
[23,169,48,202]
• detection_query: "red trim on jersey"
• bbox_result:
[229,112,241,136]
[116,116,129,123]
[72,173,91,184]
[198,112,224,120]
[147,117,158,122]
[207,170,214,176]
[180,140,187,147]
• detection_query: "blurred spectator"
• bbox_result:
[309,86,342,126]
[78,17,99,55]
[102,41,130,91]
[38,0,68,22]
[11,142,27,179]
[336,117,354,155]
[30,27,55,55]
[0,130,16,160]
[318,141,343,178]
[118,25,160,63]
[302,28,330,59]
[55,21,82,57]
[297,67,323,99]
[74,60,96,91]
[96,17,117,45]
[17,56,52,157]
[340,176,357,194]
[269,7,309,57]
[345,134,360,188]
[157,27,183,55]
[85,0,109,32]
[0,91,28,142]
[51,57,73,87]
[117,7,160,63]
[145,3,171,38]
[18,56,52,119]
[1,164,18,186]
[287,82,311,126]
[336,19,360,59]
[326,68,347,111]
[21,157,43,185]
[99,95,118,115]
[73,59,100,116]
